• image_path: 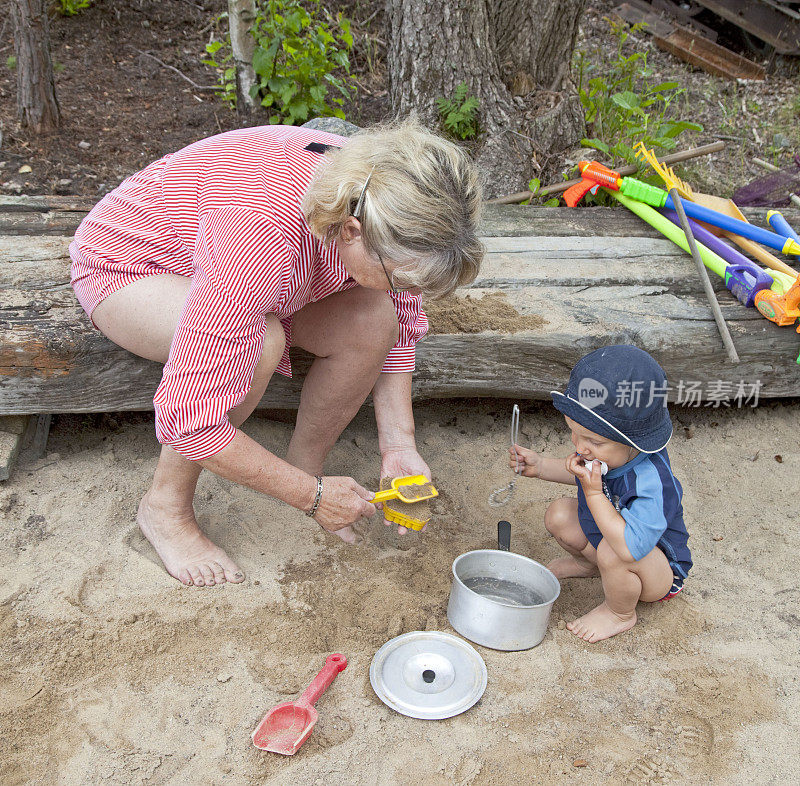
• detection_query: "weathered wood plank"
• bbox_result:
[4,233,796,295]
[0,195,97,212]
[2,200,798,239]
[1,282,798,412]
[1,203,798,413]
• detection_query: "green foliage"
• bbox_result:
[437,83,480,141]
[520,177,559,207]
[56,0,91,16]
[203,36,237,107]
[6,56,17,70]
[204,0,355,124]
[574,17,702,171]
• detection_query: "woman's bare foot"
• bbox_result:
[567,602,637,643]
[137,493,244,587]
[547,556,599,579]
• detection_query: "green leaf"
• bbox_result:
[649,81,680,93]
[661,120,703,138]
[611,91,640,110]
[581,137,610,155]
[252,47,274,76]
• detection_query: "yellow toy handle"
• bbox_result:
[382,504,426,532]
[371,489,400,503]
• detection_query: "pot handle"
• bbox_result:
[497,520,511,551]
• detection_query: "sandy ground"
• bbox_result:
[1,397,799,785]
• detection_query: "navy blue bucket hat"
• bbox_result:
[550,345,673,454]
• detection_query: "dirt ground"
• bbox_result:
[2,1,800,783]
[1,397,799,785]
[1,1,799,199]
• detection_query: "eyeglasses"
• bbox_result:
[376,251,397,293]
[352,166,398,293]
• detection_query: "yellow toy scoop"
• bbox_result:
[371,474,438,504]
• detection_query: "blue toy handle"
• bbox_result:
[663,194,800,256]
[767,210,800,243]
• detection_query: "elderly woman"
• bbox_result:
[69,118,483,588]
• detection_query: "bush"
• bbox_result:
[574,18,702,167]
[56,0,91,16]
[437,83,480,141]
[204,0,355,125]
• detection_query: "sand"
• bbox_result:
[425,292,547,334]
[1,398,799,785]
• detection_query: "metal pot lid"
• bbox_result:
[370,631,487,720]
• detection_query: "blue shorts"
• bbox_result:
[659,573,684,601]
[578,510,689,600]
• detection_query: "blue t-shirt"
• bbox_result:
[576,450,692,577]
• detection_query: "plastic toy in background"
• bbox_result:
[767,210,800,243]
[607,189,800,334]
[632,143,800,331]
[562,160,624,206]
[754,276,800,330]
[636,143,800,280]
[566,160,800,257]
[488,404,521,507]
[633,143,695,201]
[659,208,775,307]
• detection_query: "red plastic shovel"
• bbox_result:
[251,653,348,755]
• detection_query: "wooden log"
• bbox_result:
[1,203,798,413]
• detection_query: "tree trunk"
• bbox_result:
[228,0,258,122]
[493,0,586,91]
[385,0,586,199]
[10,0,60,134]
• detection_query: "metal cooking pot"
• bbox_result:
[447,521,560,651]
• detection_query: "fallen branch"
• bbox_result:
[130,47,219,92]
[486,141,726,205]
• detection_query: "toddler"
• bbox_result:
[509,345,692,643]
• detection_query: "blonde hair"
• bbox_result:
[303,117,484,299]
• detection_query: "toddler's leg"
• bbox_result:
[544,497,598,579]
[568,541,674,643]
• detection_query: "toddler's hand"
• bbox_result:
[508,444,541,478]
[566,452,604,496]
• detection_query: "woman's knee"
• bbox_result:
[544,497,578,538]
[346,288,400,350]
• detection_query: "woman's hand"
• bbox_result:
[508,444,542,478]
[566,452,603,498]
[312,476,376,544]
[380,447,432,534]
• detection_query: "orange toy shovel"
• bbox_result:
[252,654,348,755]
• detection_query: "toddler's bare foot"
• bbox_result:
[547,556,599,579]
[137,493,244,587]
[567,602,636,643]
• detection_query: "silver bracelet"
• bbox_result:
[305,476,323,518]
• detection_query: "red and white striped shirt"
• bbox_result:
[70,126,428,461]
